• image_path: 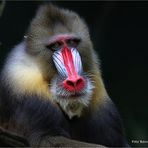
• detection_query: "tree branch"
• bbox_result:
[0,127,107,147]
[39,136,107,147]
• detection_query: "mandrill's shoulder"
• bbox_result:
[69,98,128,147]
[0,81,70,139]
[0,70,69,138]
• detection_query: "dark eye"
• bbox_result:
[66,38,81,48]
[46,42,62,51]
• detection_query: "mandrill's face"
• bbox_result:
[48,34,94,118]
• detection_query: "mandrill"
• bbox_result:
[0,4,129,147]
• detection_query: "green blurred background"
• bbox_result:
[0,1,148,147]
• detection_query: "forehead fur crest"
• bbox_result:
[28,4,89,39]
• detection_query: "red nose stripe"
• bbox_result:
[61,47,78,79]
[61,47,85,91]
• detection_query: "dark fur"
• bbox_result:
[0,82,70,146]
[69,102,128,147]
[0,79,128,147]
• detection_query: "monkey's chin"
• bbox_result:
[52,93,92,119]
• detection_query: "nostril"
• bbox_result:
[76,78,83,86]
[66,80,75,87]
